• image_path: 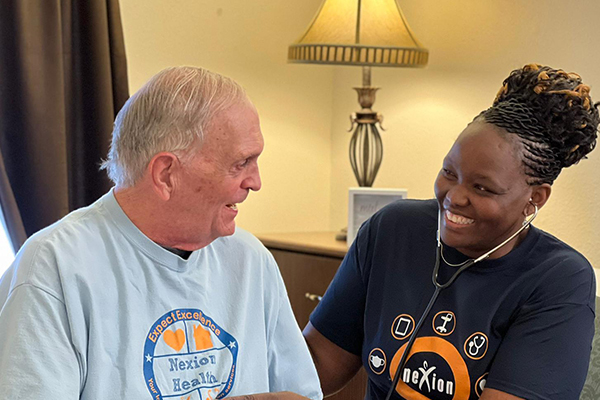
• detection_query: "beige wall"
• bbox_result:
[121,1,600,273]
[120,0,332,233]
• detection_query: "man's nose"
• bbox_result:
[243,164,261,192]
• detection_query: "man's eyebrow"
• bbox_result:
[239,150,261,159]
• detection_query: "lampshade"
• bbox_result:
[288,0,428,67]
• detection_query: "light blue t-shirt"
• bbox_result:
[0,190,322,400]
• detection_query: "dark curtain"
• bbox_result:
[0,0,129,250]
[0,151,26,253]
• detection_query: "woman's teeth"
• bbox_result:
[446,210,474,225]
[226,204,238,211]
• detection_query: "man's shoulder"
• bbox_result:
[231,227,266,247]
[25,197,110,252]
[210,228,272,262]
[215,228,267,250]
[206,229,283,294]
[4,197,112,291]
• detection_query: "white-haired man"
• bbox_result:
[0,67,322,400]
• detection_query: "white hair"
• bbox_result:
[101,66,247,187]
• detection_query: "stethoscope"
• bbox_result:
[383,202,539,400]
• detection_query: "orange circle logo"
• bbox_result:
[389,337,471,400]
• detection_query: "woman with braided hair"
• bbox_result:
[304,64,598,400]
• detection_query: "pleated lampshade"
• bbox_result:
[288,0,428,67]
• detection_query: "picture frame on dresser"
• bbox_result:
[347,187,408,246]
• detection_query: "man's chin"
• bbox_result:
[217,223,237,238]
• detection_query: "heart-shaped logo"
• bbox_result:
[163,329,186,352]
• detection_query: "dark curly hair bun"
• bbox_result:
[479,63,599,185]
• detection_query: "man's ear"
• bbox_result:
[147,152,179,201]
[530,183,552,210]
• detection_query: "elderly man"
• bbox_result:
[0,67,322,400]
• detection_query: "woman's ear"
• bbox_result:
[530,183,552,210]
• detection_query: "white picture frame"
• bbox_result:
[347,187,408,246]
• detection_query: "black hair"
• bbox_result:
[477,64,598,185]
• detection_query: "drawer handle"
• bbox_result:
[305,293,323,302]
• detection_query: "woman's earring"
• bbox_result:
[523,198,532,216]
[522,198,534,227]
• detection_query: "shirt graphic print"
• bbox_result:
[143,308,238,399]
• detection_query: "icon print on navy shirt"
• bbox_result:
[368,348,387,375]
[433,311,456,336]
[391,314,415,340]
[475,373,488,397]
[143,308,238,399]
[464,332,488,360]
[383,309,492,398]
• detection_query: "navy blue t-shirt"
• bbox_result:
[311,199,595,400]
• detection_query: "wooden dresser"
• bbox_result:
[256,231,367,400]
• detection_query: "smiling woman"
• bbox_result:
[304,64,598,400]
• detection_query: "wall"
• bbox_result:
[328,0,600,272]
[119,0,332,233]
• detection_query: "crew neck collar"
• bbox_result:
[100,189,201,271]
[440,226,540,272]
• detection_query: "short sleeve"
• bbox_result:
[485,266,596,400]
[0,284,81,399]
[309,224,369,356]
[266,256,323,400]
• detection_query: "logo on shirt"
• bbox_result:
[475,373,488,397]
[391,314,415,340]
[401,360,454,397]
[433,311,456,336]
[143,308,238,400]
[368,348,387,375]
[389,336,471,400]
[464,332,488,360]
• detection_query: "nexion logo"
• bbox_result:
[389,336,471,400]
[143,308,238,400]
[402,360,454,396]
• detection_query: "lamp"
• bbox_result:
[289,0,428,187]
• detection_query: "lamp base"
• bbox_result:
[348,112,384,187]
[349,67,385,187]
